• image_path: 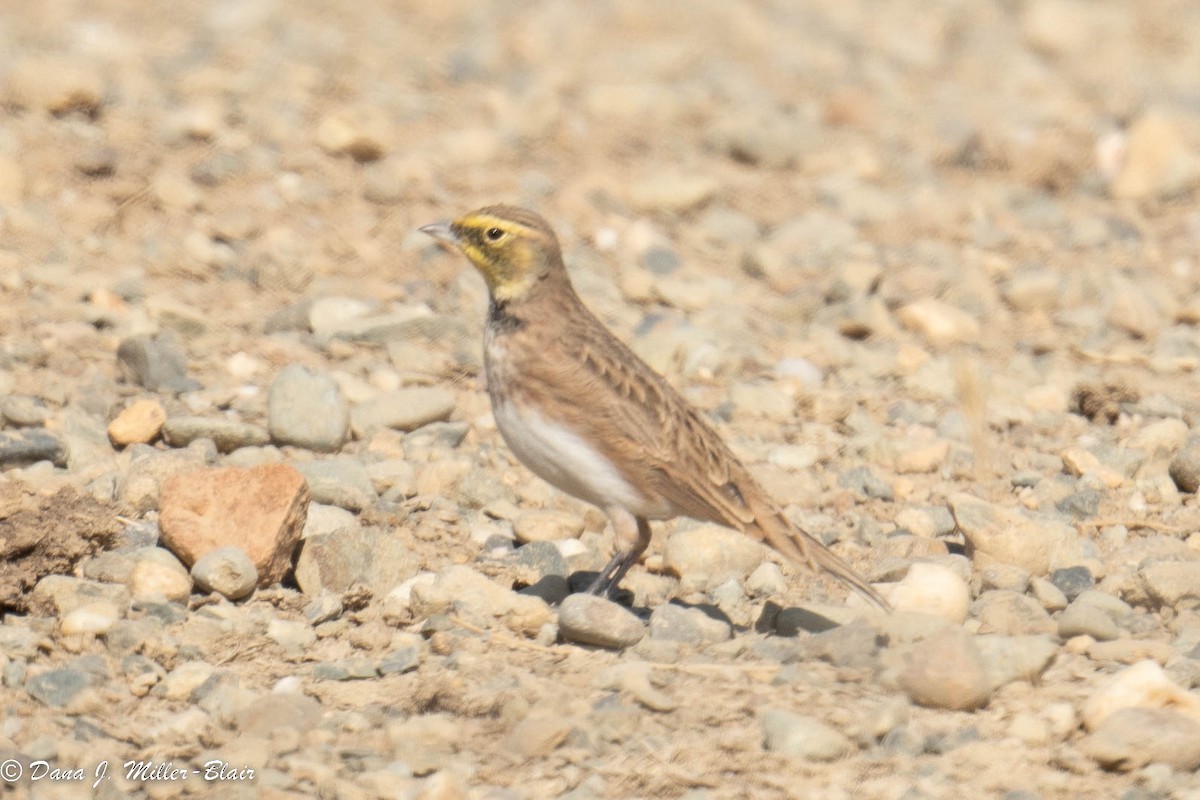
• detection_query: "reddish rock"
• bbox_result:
[159,464,309,586]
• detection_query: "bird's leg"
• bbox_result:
[588,509,651,598]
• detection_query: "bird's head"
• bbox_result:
[421,205,564,301]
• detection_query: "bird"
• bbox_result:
[420,205,889,610]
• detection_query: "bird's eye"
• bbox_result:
[485,227,504,242]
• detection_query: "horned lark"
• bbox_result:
[421,206,888,610]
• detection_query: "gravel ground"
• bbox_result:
[2,1,1200,799]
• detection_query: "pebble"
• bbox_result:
[898,627,992,711]
[295,526,420,595]
[513,508,585,543]
[409,565,553,637]
[159,463,310,584]
[761,709,854,762]
[350,388,456,437]
[302,502,359,539]
[0,429,68,467]
[294,457,378,511]
[1139,561,1200,608]
[6,56,104,114]
[745,562,787,597]
[1028,577,1069,612]
[107,398,168,446]
[973,634,1058,692]
[948,493,1079,575]
[1110,110,1200,200]
[59,602,121,636]
[895,298,980,348]
[979,564,1031,593]
[268,365,350,452]
[0,395,50,427]
[557,594,645,649]
[116,333,201,393]
[627,172,719,213]
[25,668,91,709]
[972,591,1056,636]
[127,549,193,603]
[162,415,270,453]
[1081,707,1200,771]
[663,525,764,592]
[1169,445,1200,493]
[266,618,317,652]
[1048,566,1094,601]
[648,602,732,645]
[512,540,569,580]
[315,107,390,161]
[191,546,259,600]
[887,562,970,623]
[1082,660,1200,731]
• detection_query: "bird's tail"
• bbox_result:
[756,509,891,612]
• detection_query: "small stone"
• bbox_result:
[949,493,1080,575]
[26,668,91,708]
[1081,708,1200,771]
[557,593,644,649]
[116,333,199,393]
[1087,639,1177,665]
[512,508,585,543]
[1110,110,1200,201]
[294,458,378,511]
[663,525,764,592]
[648,603,732,645]
[1049,566,1094,601]
[30,575,130,617]
[268,365,350,452]
[0,429,68,467]
[127,550,192,603]
[116,444,211,514]
[1169,445,1200,493]
[1139,561,1200,608]
[799,621,882,669]
[506,713,574,758]
[409,565,552,637]
[745,562,787,597]
[158,661,216,700]
[974,634,1058,692]
[378,645,422,676]
[512,541,569,580]
[888,562,970,623]
[972,591,1057,636]
[761,710,854,762]
[162,416,270,453]
[295,527,420,595]
[979,564,1031,593]
[107,398,167,446]
[898,627,992,711]
[350,388,456,437]
[627,172,719,213]
[1029,577,1069,612]
[1058,593,1127,642]
[0,395,50,427]
[1082,659,1200,731]
[60,601,121,636]
[895,298,980,348]
[159,464,310,585]
[302,503,359,539]
[1128,417,1189,456]
[266,619,317,652]
[895,440,950,474]
[237,693,323,737]
[1055,489,1099,519]
[191,546,258,600]
[316,107,390,161]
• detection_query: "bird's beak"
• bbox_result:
[419,221,459,248]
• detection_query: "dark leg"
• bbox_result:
[587,511,651,598]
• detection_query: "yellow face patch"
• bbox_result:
[449,213,544,300]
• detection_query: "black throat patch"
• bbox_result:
[488,298,525,334]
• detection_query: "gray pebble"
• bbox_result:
[294,458,378,511]
[26,668,91,708]
[314,657,377,681]
[1139,561,1200,608]
[294,526,420,595]
[761,709,854,761]
[116,333,200,393]
[1168,445,1200,493]
[268,365,350,452]
[838,466,894,501]
[404,420,470,451]
[799,621,882,669]
[303,592,344,624]
[512,541,569,579]
[1081,707,1200,771]
[1055,489,1099,519]
[1049,566,1094,601]
[648,603,732,645]
[1057,596,1122,641]
[557,593,644,649]
[190,546,258,600]
[0,429,68,467]
[378,645,422,676]
[1,394,50,427]
[350,388,456,437]
[517,575,570,605]
[162,416,269,453]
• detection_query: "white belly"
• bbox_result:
[492,399,670,518]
